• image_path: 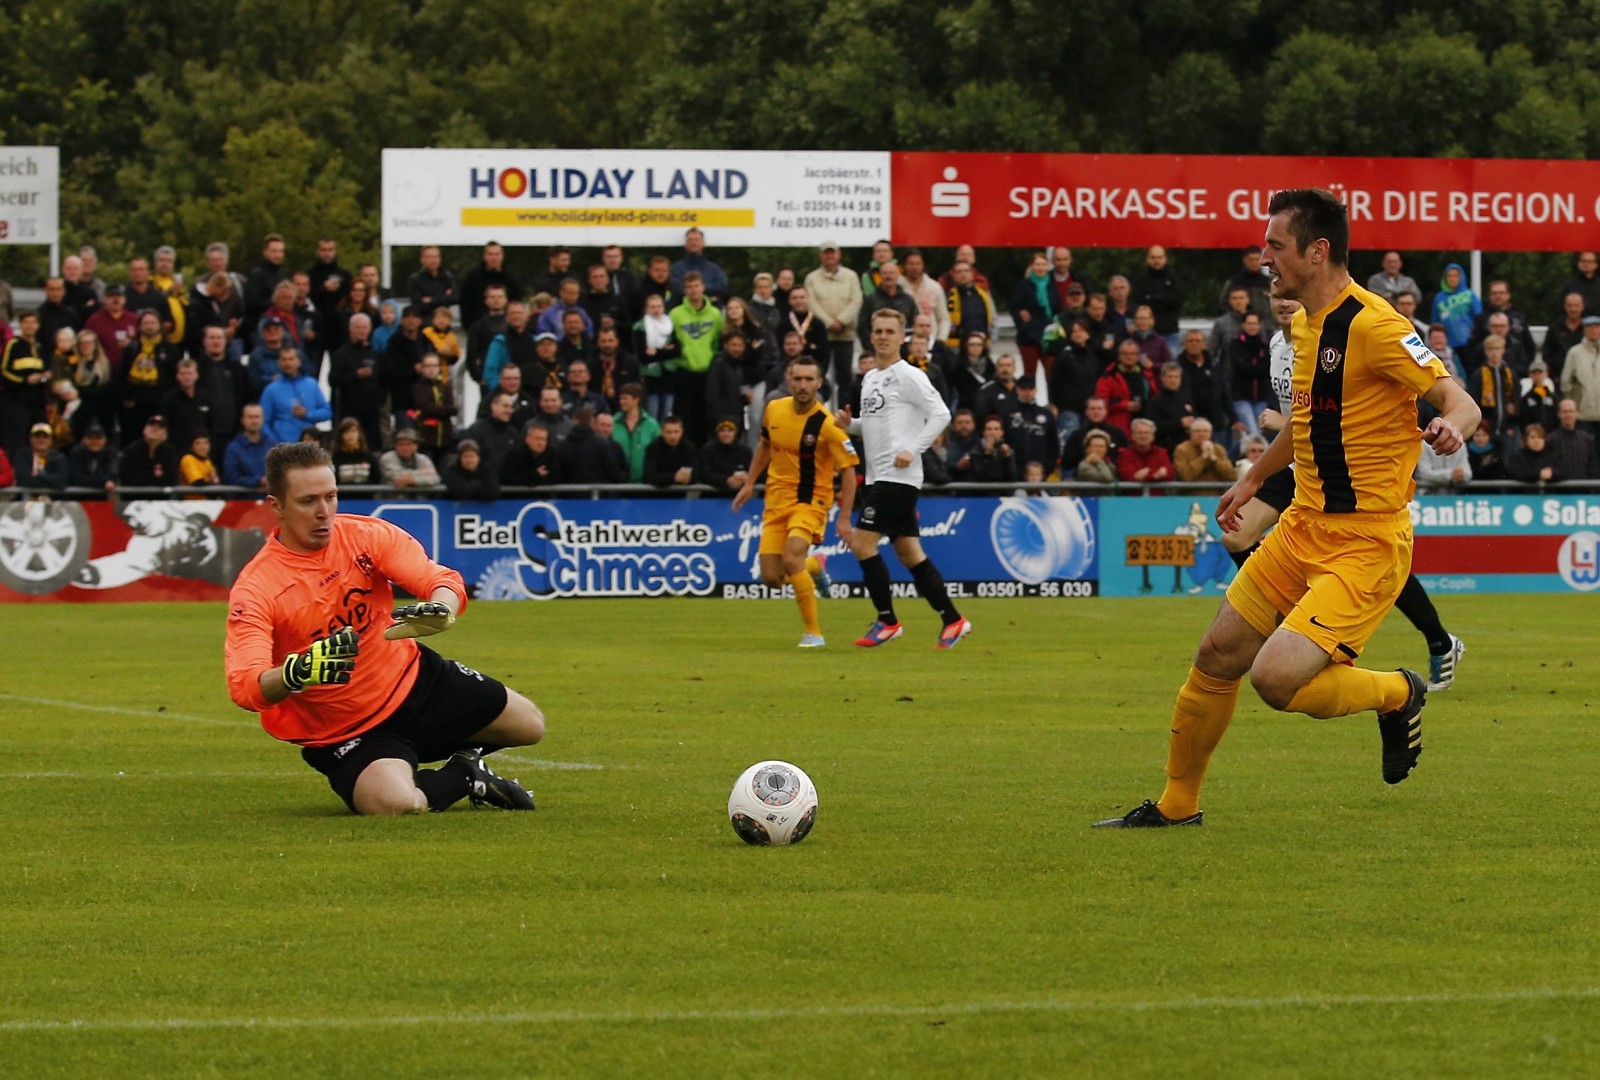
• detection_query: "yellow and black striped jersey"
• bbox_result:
[760,398,859,511]
[1289,281,1451,516]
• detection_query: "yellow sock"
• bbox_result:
[1284,665,1410,718]
[805,555,821,576]
[789,571,820,636]
[1157,667,1241,820]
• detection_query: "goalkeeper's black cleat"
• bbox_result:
[1377,668,1426,785]
[448,750,535,810]
[1091,799,1202,829]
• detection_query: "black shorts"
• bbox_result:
[300,644,510,811]
[855,480,921,539]
[1256,467,1295,514]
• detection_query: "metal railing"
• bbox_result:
[5,479,1599,502]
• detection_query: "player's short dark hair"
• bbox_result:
[786,354,822,375]
[662,414,685,428]
[266,441,332,498]
[1267,188,1349,267]
[618,381,644,399]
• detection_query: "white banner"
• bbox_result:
[382,148,890,247]
[0,146,59,246]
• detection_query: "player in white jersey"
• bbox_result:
[835,308,971,649]
[1221,296,1466,691]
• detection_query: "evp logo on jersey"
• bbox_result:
[860,386,888,416]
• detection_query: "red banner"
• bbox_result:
[0,498,274,603]
[890,152,1600,251]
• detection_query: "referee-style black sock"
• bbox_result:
[1394,573,1452,655]
[858,553,897,623]
[909,558,961,626]
[1226,544,1256,569]
[414,761,473,812]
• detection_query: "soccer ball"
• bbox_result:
[728,760,818,846]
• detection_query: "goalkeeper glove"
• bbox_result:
[281,627,360,693]
[384,601,456,640]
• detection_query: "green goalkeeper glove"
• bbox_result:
[281,628,360,693]
[384,601,456,640]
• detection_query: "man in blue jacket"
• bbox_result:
[258,350,331,446]
[224,403,270,488]
[1431,262,1481,352]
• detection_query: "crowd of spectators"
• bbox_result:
[1,233,1597,498]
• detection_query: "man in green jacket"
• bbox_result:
[669,272,723,442]
[611,381,661,483]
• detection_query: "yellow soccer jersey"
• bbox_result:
[760,398,859,511]
[1288,281,1451,515]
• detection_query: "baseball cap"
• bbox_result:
[1529,358,1549,373]
[456,438,480,454]
[29,422,52,437]
[393,426,420,443]
[1065,281,1087,295]
[534,331,558,343]
[819,240,840,252]
[1584,316,1600,327]
[103,284,125,297]
[84,421,106,437]
[145,414,167,427]
[262,315,286,329]
[715,419,738,433]
[1016,375,1036,389]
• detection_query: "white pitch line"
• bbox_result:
[2,986,1597,1035]
[495,753,608,772]
[0,693,250,728]
[0,771,302,780]
[0,695,608,772]
[0,757,605,779]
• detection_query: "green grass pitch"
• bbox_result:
[2,593,1597,1078]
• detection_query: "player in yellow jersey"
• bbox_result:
[733,354,859,647]
[1096,188,1481,828]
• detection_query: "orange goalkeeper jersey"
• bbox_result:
[225,514,466,747]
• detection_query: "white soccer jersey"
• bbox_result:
[1269,329,1294,414]
[854,360,952,488]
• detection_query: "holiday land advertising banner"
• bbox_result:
[3,494,1598,603]
[383,148,890,248]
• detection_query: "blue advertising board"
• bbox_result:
[339,495,1101,601]
[1095,494,1600,597]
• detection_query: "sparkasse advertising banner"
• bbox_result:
[383,149,890,247]
[891,152,1600,250]
[0,146,59,246]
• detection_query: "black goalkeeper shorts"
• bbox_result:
[299,644,509,811]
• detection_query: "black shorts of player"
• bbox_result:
[855,480,921,539]
[299,644,509,812]
[1255,467,1295,514]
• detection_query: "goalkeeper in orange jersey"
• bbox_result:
[733,354,859,647]
[225,442,545,815]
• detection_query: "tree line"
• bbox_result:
[0,0,1593,316]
